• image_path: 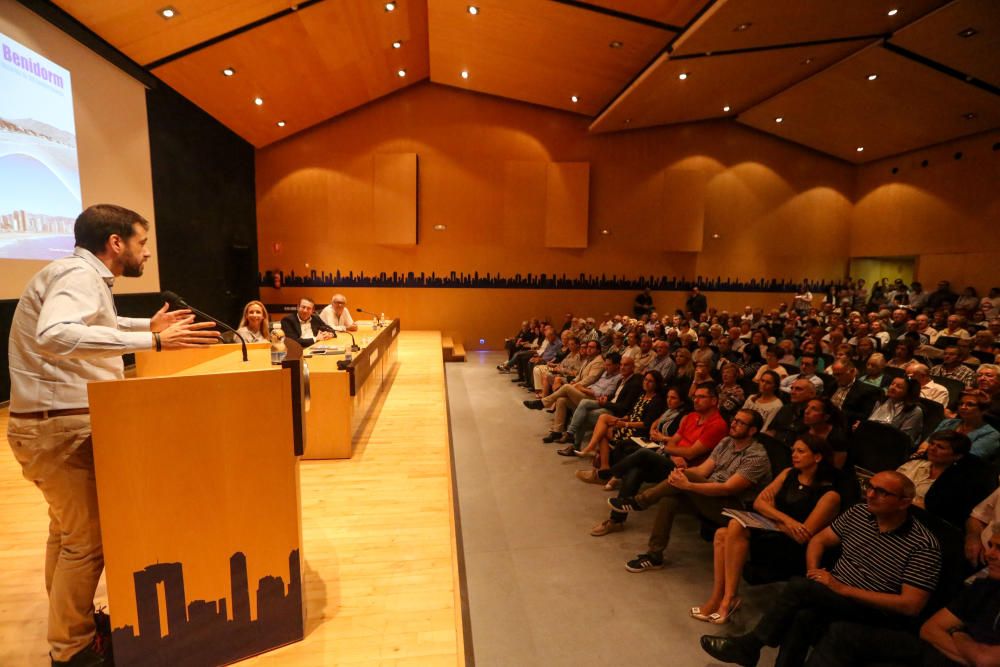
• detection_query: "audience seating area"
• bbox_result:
[495,279,1000,665]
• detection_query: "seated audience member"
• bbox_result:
[621,331,641,360]
[554,356,640,450]
[975,364,1000,421]
[280,297,335,348]
[868,377,925,445]
[753,346,788,381]
[235,300,271,343]
[742,370,784,431]
[887,338,917,369]
[828,361,881,429]
[607,410,771,567]
[870,320,892,349]
[802,398,850,468]
[533,335,581,396]
[575,370,665,475]
[318,293,358,331]
[968,487,1000,569]
[700,471,941,667]
[605,331,626,356]
[498,323,542,372]
[692,436,841,624]
[972,329,997,357]
[647,339,677,383]
[907,362,950,407]
[578,317,599,344]
[528,348,617,438]
[780,353,825,396]
[770,379,818,446]
[717,365,746,422]
[692,334,716,366]
[898,430,998,528]
[860,352,890,389]
[955,286,980,314]
[917,390,1000,464]
[673,347,696,394]
[501,321,533,366]
[735,344,764,384]
[932,314,971,344]
[514,325,562,384]
[716,336,742,368]
[808,529,1000,667]
[632,334,655,372]
[689,360,716,397]
[930,345,978,388]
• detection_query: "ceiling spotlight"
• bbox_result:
[623,118,631,124]
[867,73,878,81]
[887,9,898,17]
[570,95,579,103]
[963,112,978,120]
[392,41,402,49]
[601,229,610,235]
[433,224,447,231]
[276,121,286,127]
[723,105,731,112]
[802,57,813,65]
[467,5,479,15]
[384,2,396,11]
[460,70,469,79]
[222,67,235,77]
[609,40,623,49]
[158,6,178,19]
[711,233,720,239]
[397,68,407,77]
[678,72,689,80]
[253,97,263,106]
[958,27,978,38]
[856,146,864,152]
[734,22,751,32]
[775,116,784,124]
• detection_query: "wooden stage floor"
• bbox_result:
[0,330,466,666]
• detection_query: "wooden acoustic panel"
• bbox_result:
[502,161,547,246]
[582,0,710,28]
[373,153,418,246]
[51,0,296,66]
[671,0,948,56]
[738,43,1000,163]
[427,0,674,116]
[590,39,871,132]
[544,162,590,248]
[152,0,429,146]
[890,0,1000,88]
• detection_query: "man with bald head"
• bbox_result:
[829,360,881,428]
[319,293,357,331]
[702,470,942,667]
[906,362,949,407]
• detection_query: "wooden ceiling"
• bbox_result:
[48,0,1000,162]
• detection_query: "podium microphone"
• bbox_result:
[161,290,248,362]
[356,307,381,326]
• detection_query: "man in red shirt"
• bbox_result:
[590,382,728,536]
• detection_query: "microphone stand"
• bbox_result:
[343,330,361,352]
[355,308,382,328]
[163,292,248,362]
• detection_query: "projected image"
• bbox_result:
[0,31,80,260]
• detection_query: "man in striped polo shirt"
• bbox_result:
[701,470,942,667]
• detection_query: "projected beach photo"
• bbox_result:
[0,31,80,260]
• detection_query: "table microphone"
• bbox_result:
[356,307,382,327]
[161,290,248,362]
[342,330,361,352]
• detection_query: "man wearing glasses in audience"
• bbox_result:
[701,471,941,667]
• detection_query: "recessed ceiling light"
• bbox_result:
[678,72,689,80]
[433,224,447,231]
[460,70,469,79]
[392,41,402,49]
[887,9,898,17]
[711,233,720,239]
[723,105,731,112]
[601,229,610,235]
[467,5,479,15]
[775,116,784,124]
[958,27,978,38]
[802,57,813,65]
[734,22,751,32]
[384,2,396,11]
[623,118,631,124]
[570,95,579,103]
[856,146,864,152]
[276,120,286,127]
[867,73,878,81]
[963,112,978,120]
[609,40,623,49]
[222,67,235,77]
[397,69,407,78]
[253,97,263,106]
[158,6,178,19]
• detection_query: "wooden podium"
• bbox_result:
[87,348,306,666]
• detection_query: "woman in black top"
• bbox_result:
[691,435,841,625]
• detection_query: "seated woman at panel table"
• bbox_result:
[235,300,271,343]
[915,389,1000,465]
[574,370,666,480]
[691,435,841,625]
[897,430,998,529]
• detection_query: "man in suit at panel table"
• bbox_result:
[828,361,882,429]
[281,297,335,348]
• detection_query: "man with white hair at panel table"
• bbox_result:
[319,293,358,331]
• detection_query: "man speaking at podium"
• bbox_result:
[7,204,218,667]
